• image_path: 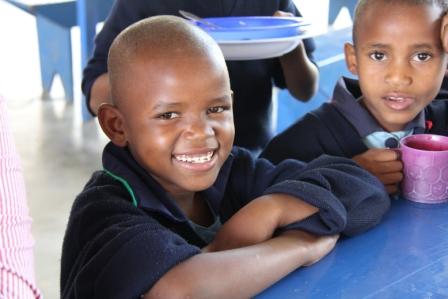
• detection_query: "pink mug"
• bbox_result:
[400,134,448,204]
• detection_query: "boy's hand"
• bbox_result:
[281,230,339,266]
[352,148,403,194]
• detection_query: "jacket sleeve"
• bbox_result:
[227,148,390,236]
[261,111,337,163]
[60,174,200,299]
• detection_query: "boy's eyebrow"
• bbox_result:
[411,43,437,50]
[362,43,390,49]
[362,42,436,50]
[152,101,184,111]
[210,94,233,103]
[151,94,233,110]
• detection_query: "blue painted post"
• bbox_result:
[77,0,114,120]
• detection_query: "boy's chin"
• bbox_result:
[181,174,220,192]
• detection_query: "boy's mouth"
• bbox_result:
[382,94,414,111]
[173,151,214,164]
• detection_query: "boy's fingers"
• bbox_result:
[373,148,401,162]
[379,171,403,185]
[372,160,403,175]
[385,183,399,195]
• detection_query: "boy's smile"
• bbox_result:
[345,1,448,132]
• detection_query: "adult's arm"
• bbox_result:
[275,0,319,101]
[279,39,319,101]
[89,73,111,114]
[0,96,41,298]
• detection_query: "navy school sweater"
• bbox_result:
[261,77,448,164]
[60,143,389,298]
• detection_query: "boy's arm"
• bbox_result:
[144,231,338,299]
[352,148,403,194]
[206,193,318,252]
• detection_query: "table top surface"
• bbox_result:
[256,199,448,299]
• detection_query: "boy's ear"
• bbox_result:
[441,13,448,53]
[344,42,358,76]
[97,103,128,147]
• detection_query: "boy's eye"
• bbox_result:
[157,112,179,120]
[412,52,432,62]
[207,106,228,114]
[369,51,386,61]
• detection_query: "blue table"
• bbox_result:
[256,199,448,298]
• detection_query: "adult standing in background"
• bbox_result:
[0,95,41,299]
[82,0,319,154]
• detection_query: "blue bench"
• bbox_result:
[328,0,356,25]
[2,0,113,118]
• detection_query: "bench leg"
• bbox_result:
[328,0,356,26]
[36,15,73,101]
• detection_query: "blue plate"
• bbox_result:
[194,16,308,41]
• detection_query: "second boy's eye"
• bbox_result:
[369,51,386,61]
[412,52,432,62]
[157,112,179,120]
[207,106,227,114]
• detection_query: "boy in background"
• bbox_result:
[262,0,448,194]
[61,16,389,298]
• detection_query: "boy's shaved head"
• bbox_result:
[100,15,234,198]
[353,0,448,44]
[108,15,227,106]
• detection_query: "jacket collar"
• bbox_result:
[102,142,233,223]
[331,77,426,137]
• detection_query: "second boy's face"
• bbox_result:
[346,3,447,132]
[118,53,234,200]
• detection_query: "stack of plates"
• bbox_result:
[193,16,312,60]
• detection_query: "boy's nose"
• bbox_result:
[385,62,412,87]
[184,116,215,140]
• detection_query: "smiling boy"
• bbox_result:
[60,16,389,298]
[262,0,448,194]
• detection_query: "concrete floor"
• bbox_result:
[1,2,107,298]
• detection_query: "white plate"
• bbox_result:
[217,35,303,60]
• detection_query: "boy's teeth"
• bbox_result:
[388,96,404,102]
[175,151,213,163]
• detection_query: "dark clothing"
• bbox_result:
[61,143,389,299]
[82,0,316,152]
[261,77,448,164]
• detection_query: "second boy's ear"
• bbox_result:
[441,13,448,53]
[97,103,128,147]
[344,43,358,76]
